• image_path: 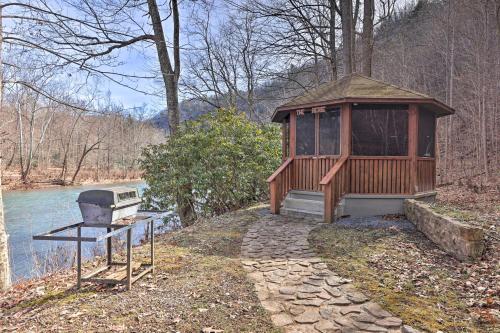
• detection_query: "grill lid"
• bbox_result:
[77,187,142,208]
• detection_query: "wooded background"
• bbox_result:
[180,0,499,186]
[1,0,498,186]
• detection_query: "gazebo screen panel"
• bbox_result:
[296,111,315,155]
[418,110,435,157]
[352,104,408,156]
[319,108,340,155]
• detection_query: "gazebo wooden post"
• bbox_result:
[408,104,419,194]
[340,103,352,157]
[289,111,297,188]
[269,111,297,214]
[324,103,351,222]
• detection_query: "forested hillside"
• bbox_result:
[179,0,498,185]
[2,0,496,188]
[0,89,164,188]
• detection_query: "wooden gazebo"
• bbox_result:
[267,74,454,222]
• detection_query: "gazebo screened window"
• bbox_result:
[418,110,436,157]
[296,111,315,155]
[319,108,340,155]
[352,104,408,156]
[295,108,341,156]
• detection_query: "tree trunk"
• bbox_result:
[70,141,100,184]
[340,0,353,75]
[0,157,10,291]
[147,0,181,135]
[329,0,338,80]
[362,0,374,76]
[352,0,360,72]
[147,0,195,225]
[0,8,12,289]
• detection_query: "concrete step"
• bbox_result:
[281,207,324,221]
[288,190,324,201]
[283,197,324,213]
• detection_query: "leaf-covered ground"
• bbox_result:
[309,184,499,333]
[1,184,498,333]
[0,205,280,333]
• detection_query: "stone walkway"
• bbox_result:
[241,213,419,333]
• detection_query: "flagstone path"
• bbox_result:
[241,213,420,333]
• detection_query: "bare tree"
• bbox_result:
[183,4,270,121]
[237,0,341,82]
[0,4,11,291]
[147,0,181,134]
[373,0,498,183]
[1,0,181,132]
[340,0,354,75]
[0,157,10,291]
[362,0,374,76]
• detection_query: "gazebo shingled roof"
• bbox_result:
[271,74,454,122]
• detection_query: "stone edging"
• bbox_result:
[403,199,485,261]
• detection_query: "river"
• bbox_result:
[3,181,173,282]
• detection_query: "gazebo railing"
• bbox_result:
[293,156,339,191]
[320,156,349,223]
[417,158,436,192]
[348,156,412,194]
[267,157,294,214]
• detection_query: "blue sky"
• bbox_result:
[101,0,228,112]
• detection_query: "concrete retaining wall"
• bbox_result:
[403,199,485,261]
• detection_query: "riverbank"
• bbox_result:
[3,178,144,191]
[2,168,143,191]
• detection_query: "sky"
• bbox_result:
[95,0,228,112]
[3,0,412,113]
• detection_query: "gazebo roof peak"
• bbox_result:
[272,74,454,121]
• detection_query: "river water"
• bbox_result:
[3,181,172,282]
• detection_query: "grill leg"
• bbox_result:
[77,226,82,289]
[126,229,132,290]
[106,228,112,266]
[150,220,155,274]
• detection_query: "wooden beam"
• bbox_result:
[281,122,287,160]
[340,103,351,157]
[320,156,348,185]
[408,104,418,194]
[315,113,320,155]
[269,181,279,214]
[290,111,296,157]
[324,185,333,223]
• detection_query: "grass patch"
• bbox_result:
[430,203,480,222]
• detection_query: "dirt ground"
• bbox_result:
[1,184,498,333]
[309,184,499,333]
[0,205,279,333]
